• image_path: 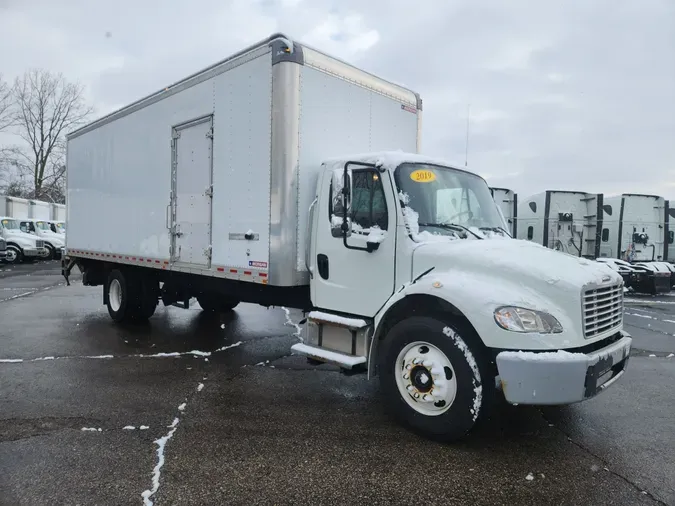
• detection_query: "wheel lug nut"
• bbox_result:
[402,373,410,380]
[413,392,420,399]
[406,385,414,392]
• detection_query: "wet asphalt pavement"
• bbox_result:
[1,263,674,505]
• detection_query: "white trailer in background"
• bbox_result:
[489,187,517,236]
[599,194,668,262]
[1,196,31,219]
[598,193,673,293]
[517,190,603,259]
[51,203,66,222]
[29,199,51,220]
[62,33,632,442]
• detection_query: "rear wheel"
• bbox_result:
[378,316,494,442]
[196,292,239,313]
[106,269,157,323]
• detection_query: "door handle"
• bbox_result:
[317,254,329,280]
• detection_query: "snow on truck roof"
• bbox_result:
[322,151,487,181]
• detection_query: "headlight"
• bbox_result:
[494,306,563,334]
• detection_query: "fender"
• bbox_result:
[367,269,575,379]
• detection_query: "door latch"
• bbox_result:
[204,185,213,198]
[204,245,212,259]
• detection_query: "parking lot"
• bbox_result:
[1,262,674,505]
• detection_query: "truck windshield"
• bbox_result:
[394,163,508,239]
[36,221,51,230]
[1,219,20,230]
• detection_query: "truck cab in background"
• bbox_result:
[19,218,64,260]
[0,217,48,264]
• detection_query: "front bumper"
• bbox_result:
[495,331,632,405]
[0,250,6,260]
[23,247,47,258]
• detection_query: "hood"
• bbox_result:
[412,238,622,296]
[2,229,40,245]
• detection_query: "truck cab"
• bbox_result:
[297,152,631,439]
[19,219,64,260]
[0,217,48,263]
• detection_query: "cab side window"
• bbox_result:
[20,222,29,233]
[330,169,389,232]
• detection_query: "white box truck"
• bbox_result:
[63,34,632,441]
[518,190,603,259]
[489,187,517,237]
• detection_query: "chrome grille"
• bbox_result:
[35,240,45,248]
[583,283,623,338]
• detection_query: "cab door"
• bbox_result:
[310,167,397,317]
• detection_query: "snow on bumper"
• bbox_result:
[495,331,632,405]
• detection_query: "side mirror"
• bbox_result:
[330,168,352,238]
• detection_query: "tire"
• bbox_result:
[106,269,159,323]
[44,244,55,261]
[196,292,239,313]
[378,316,494,442]
[5,245,22,264]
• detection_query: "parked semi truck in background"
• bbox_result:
[62,34,632,441]
[598,193,673,292]
[489,187,517,237]
[518,190,603,259]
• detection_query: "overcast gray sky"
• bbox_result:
[1,0,673,200]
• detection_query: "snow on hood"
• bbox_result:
[412,238,623,291]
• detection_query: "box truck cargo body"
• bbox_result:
[489,187,517,236]
[518,191,603,259]
[63,34,631,442]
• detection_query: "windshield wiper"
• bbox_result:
[418,222,484,240]
[479,226,512,237]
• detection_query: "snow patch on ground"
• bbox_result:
[197,383,204,392]
[123,426,136,430]
[141,420,179,506]
[81,427,102,432]
[442,326,482,421]
[282,307,303,341]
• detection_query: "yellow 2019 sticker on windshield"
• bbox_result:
[410,169,436,183]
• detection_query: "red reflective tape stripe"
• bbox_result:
[230,269,237,273]
[244,271,252,275]
[259,273,267,277]
[217,267,224,272]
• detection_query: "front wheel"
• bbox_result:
[378,316,493,442]
[5,245,22,264]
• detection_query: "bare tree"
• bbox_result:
[0,73,12,132]
[10,69,93,201]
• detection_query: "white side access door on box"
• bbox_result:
[169,115,214,268]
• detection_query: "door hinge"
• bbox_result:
[206,127,214,139]
[172,130,181,140]
[204,185,213,198]
[204,245,212,259]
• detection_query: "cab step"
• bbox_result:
[295,310,373,370]
[290,343,366,369]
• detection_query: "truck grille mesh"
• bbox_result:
[583,283,623,338]
[35,240,45,248]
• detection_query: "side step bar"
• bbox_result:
[290,343,366,369]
